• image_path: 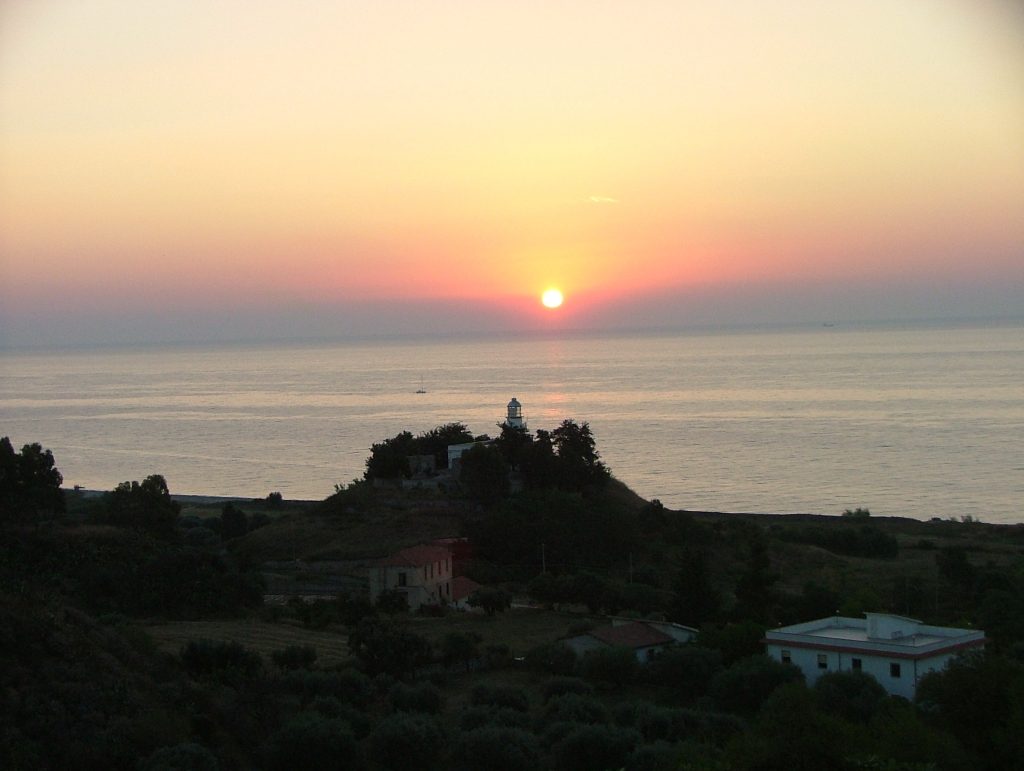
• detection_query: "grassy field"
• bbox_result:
[144,618,352,667]
[144,607,596,669]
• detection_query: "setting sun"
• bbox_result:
[542,288,564,309]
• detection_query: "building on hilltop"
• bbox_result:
[763,612,986,698]
[368,543,453,611]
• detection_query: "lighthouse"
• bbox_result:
[504,397,527,430]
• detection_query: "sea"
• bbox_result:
[1,320,1022,524]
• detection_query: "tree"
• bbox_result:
[441,631,482,670]
[263,713,362,771]
[347,617,431,679]
[467,586,512,616]
[459,443,509,503]
[370,713,445,771]
[551,419,610,491]
[453,727,541,771]
[495,424,532,470]
[708,655,804,715]
[519,429,558,489]
[0,437,65,521]
[733,528,778,621]
[271,645,318,671]
[103,474,180,537]
[364,431,415,480]
[220,502,248,539]
[670,548,721,626]
[915,651,1024,767]
[813,670,886,724]
[416,422,474,469]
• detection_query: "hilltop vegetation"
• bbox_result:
[3,433,1024,769]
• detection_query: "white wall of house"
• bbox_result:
[368,554,453,611]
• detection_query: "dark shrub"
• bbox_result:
[453,727,541,771]
[271,645,317,671]
[542,676,594,702]
[709,655,804,715]
[814,670,887,724]
[141,742,219,771]
[626,741,686,771]
[552,724,641,771]
[470,683,530,712]
[580,645,637,687]
[543,694,609,725]
[613,702,681,743]
[309,697,372,738]
[275,668,373,707]
[180,639,261,679]
[370,713,445,771]
[458,705,532,732]
[645,644,723,701]
[524,641,577,675]
[262,713,361,771]
[388,682,444,714]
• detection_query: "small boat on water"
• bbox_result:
[415,377,427,394]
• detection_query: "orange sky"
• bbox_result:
[1,1,1022,344]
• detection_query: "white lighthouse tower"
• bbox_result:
[504,397,527,430]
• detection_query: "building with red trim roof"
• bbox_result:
[368,544,453,611]
[565,620,695,662]
[764,612,985,699]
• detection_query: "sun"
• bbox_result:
[541,288,564,309]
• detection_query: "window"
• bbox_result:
[817,654,828,670]
[397,572,407,587]
[890,663,901,678]
[851,658,862,671]
[781,650,791,664]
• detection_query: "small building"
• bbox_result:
[368,544,453,611]
[446,440,492,476]
[763,612,986,699]
[503,397,526,430]
[564,620,685,663]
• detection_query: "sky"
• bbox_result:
[2,0,1022,346]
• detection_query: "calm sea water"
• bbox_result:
[1,322,1022,523]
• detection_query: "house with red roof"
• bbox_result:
[564,619,696,662]
[368,543,453,611]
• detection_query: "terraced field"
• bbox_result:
[145,619,352,667]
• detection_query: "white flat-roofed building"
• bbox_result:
[764,612,985,699]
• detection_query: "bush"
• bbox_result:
[262,713,362,771]
[458,705,532,732]
[813,670,887,724]
[644,644,722,702]
[709,655,804,716]
[614,701,682,743]
[580,645,637,687]
[274,668,374,707]
[180,639,262,680]
[271,645,318,671]
[552,724,641,771]
[369,713,445,771]
[388,681,444,714]
[524,641,577,675]
[625,741,686,771]
[542,676,594,702]
[141,743,220,771]
[470,683,530,712]
[543,694,609,725]
[453,727,541,771]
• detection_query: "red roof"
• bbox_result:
[381,544,451,567]
[451,576,482,602]
[589,622,673,649]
